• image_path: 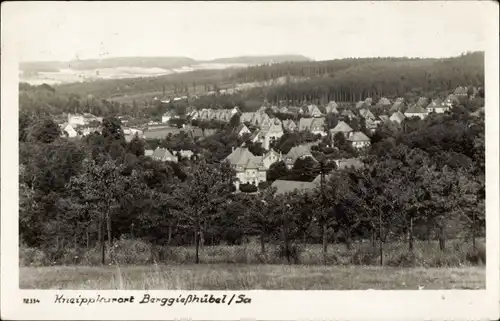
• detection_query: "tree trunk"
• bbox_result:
[260,231,266,254]
[472,211,476,250]
[106,210,112,249]
[345,231,352,251]
[322,223,328,264]
[408,217,414,253]
[439,225,446,252]
[195,227,200,264]
[100,215,105,265]
[167,225,173,246]
[302,232,307,250]
[379,212,383,266]
[86,230,89,248]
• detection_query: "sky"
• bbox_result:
[2,1,494,63]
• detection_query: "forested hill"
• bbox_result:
[229,52,484,99]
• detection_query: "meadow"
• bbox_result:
[20,238,485,290]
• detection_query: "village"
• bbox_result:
[56,85,483,195]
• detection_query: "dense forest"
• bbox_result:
[23,52,483,109]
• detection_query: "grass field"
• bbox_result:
[19,264,485,290]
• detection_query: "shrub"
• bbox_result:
[466,243,486,265]
[350,245,380,265]
[239,183,258,193]
[258,181,271,190]
[387,251,424,267]
[275,243,303,264]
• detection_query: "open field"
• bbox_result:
[20,264,485,290]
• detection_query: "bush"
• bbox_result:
[387,251,424,267]
[239,183,258,193]
[275,243,303,264]
[466,243,486,265]
[258,181,271,190]
[350,245,380,265]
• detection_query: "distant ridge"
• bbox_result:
[20,55,312,73]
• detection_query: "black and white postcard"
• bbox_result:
[1,1,499,320]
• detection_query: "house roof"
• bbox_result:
[225,147,257,166]
[390,101,404,111]
[271,180,317,195]
[359,109,375,119]
[285,145,314,162]
[355,101,366,109]
[390,111,406,122]
[235,123,249,133]
[416,97,429,107]
[378,97,391,106]
[405,105,428,114]
[379,115,390,122]
[348,131,370,142]
[454,86,468,95]
[364,97,373,105]
[427,99,444,107]
[335,158,365,170]
[282,119,297,129]
[341,109,356,117]
[152,147,176,159]
[330,121,353,133]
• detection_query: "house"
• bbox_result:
[325,101,339,114]
[250,112,271,127]
[286,106,303,115]
[231,106,241,115]
[329,121,353,138]
[377,97,392,106]
[365,119,381,133]
[177,150,195,160]
[390,111,406,124]
[364,97,373,105]
[359,108,376,120]
[416,97,429,107]
[395,97,405,103]
[454,86,468,96]
[298,118,326,136]
[234,123,251,137]
[355,101,366,109]
[347,131,371,149]
[161,111,178,123]
[390,101,404,112]
[240,112,255,123]
[270,106,280,113]
[224,147,268,189]
[251,119,284,150]
[62,123,78,138]
[282,119,297,132]
[262,149,282,170]
[303,104,323,117]
[145,149,154,157]
[279,106,289,114]
[67,114,86,126]
[151,147,178,163]
[426,99,450,114]
[284,144,317,169]
[81,127,102,137]
[332,158,365,170]
[271,180,317,195]
[341,109,356,120]
[444,94,460,107]
[379,115,390,123]
[404,105,428,120]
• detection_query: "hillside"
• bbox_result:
[39,52,484,107]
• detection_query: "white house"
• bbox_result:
[67,114,86,126]
[234,123,251,137]
[426,99,450,114]
[347,131,371,149]
[404,105,428,120]
[62,124,78,138]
